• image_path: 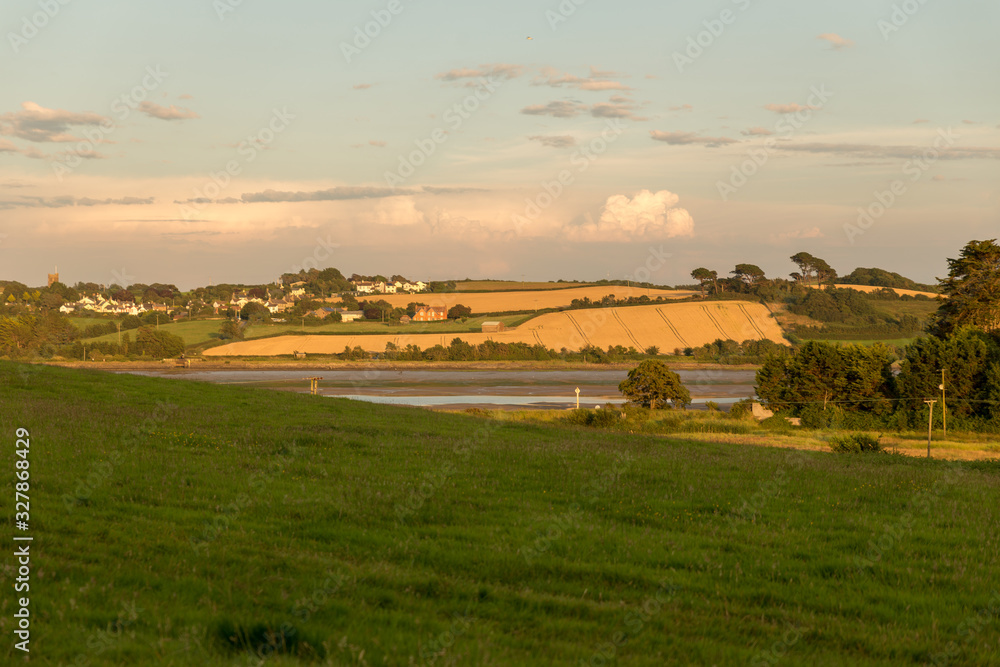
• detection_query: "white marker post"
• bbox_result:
[575,387,580,410]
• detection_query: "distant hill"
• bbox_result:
[838,268,937,293]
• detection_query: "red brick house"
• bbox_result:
[413,306,447,322]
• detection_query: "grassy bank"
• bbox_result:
[2,361,999,665]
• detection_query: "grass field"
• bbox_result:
[204,301,786,357]
[81,315,535,349]
[3,361,999,665]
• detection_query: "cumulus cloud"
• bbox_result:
[764,103,819,114]
[373,197,426,227]
[741,126,774,136]
[368,140,386,147]
[670,104,694,112]
[353,84,373,90]
[817,33,854,49]
[435,63,525,85]
[0,102,108,143]
[528,135,577,148]
[178,94,194,100]
[567,190,694,242]
[138,101,200,121]
[521,101,588,118]
[650,130,738,147]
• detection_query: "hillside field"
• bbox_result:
[2,361,999,665]
[204,301,786,357]
[334,285,698,313]
[810,284,940,299]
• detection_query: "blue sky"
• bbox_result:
[1,0,998,289]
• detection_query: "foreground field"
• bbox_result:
[204,301,786,356]
[333,285,698,313]
[2,361,999,665]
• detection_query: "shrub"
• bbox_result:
[729,398,755,419]
[829,433,883,453]
[704,401,720,412]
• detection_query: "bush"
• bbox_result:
[829,433,883,453]
[729,398,755,419]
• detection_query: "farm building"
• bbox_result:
[482,321,505,333]
[413,306,447,322]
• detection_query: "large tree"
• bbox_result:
[929,239,1000,337]
[732,264,766,287]
[690,268,717,295]
[619,360,691,410]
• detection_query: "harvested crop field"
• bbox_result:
[205,301,785,356]
[330,285,697,313]
[810,284,940,298]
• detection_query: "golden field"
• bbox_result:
[205,301,786,356]
[809,284,940,298]
[330,285,698,313]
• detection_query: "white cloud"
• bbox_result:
[0,102,108,143]
[567,190,694,242]
[138,102,200,121]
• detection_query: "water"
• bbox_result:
[117,367,757,410]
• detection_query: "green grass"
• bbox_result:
[808,337,918,347]
[2,361,1000,665]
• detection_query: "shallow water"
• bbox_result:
[117,368,757,410]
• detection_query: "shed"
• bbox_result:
[482,321,506,333]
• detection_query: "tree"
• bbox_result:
[448,304,472,319]
[240,302,272,324]
[929,239,1000,337]
[219,319,243,341]
[732,264,765,287]
[619,360,691,410]
[691,268,717,295]
[135,327,185,358]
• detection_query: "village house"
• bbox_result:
[413,305,447,322]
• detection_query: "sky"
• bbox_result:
[1,0,998,290]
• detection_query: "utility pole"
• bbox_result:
[924,399,937,458]
[117,321,121,345]
[940,369,947,439]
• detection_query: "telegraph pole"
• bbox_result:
[940,369,947,439]
[924,399,937,458]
